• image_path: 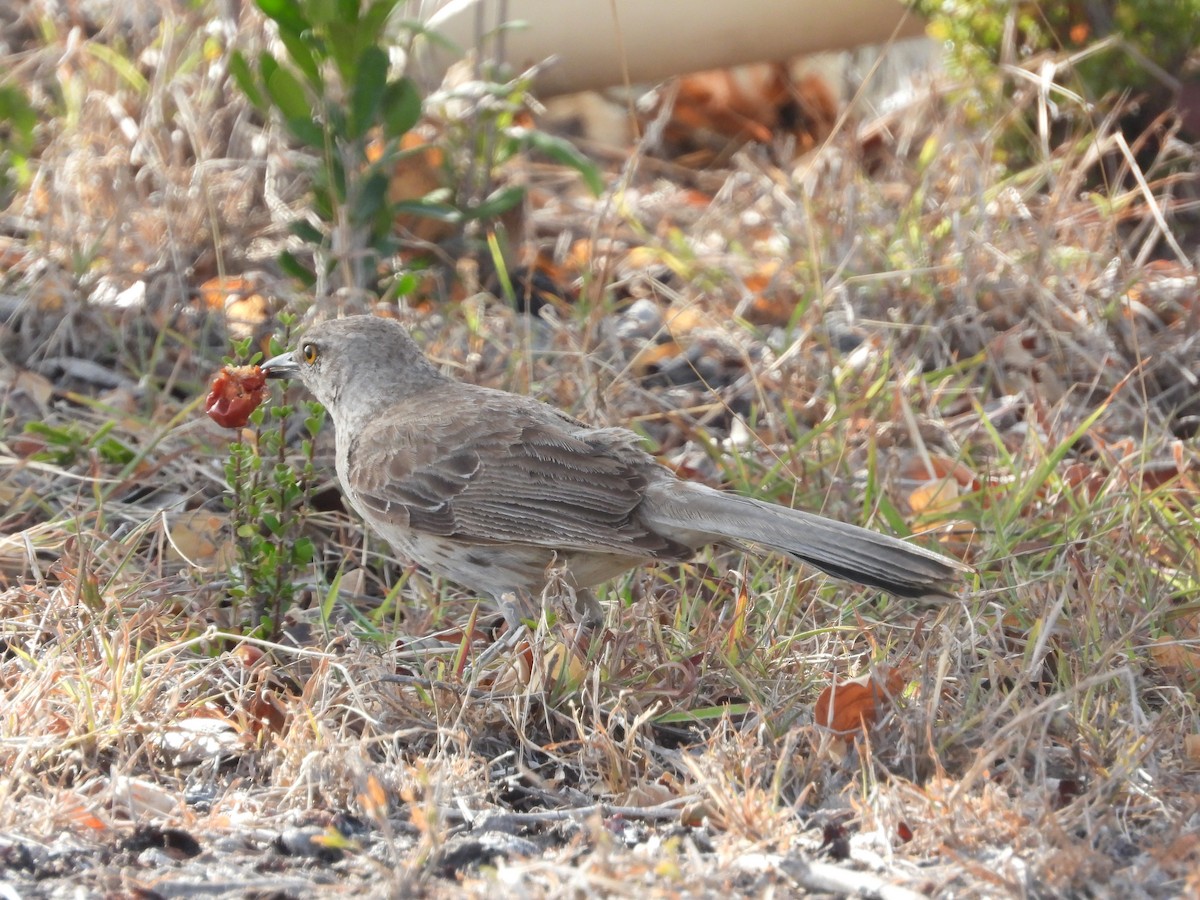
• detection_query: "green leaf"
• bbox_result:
[289,219,326,245]
[392,17,462,54]
[85,42,150,93]
[305,0,340,26]
[329,152,348,202]
[382,77,421,139]
[0,85,35,139]
[277,27,322,89]
[328,104,351,139]
[292,537,314,565]
[466,184,524,221]
[518,129,603,195]
[393,199,461,223]
[285,115,326,149]
[655,703,751,724]
[256,0,309,34]
[258,51,279,88]
[279,250,317,286]
[349,46,388,139]
[361,0,400,43]
[352,170,390,225]
[325,22,359,82]
[264,62,311,121]
[228,51,267,113]
[393,271,418,297]
[311,182,334,219]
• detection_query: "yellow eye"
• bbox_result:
[302,342,318,364]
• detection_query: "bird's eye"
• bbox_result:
[302,342,318,364]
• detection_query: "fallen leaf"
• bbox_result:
[166,510,234,569]
[900,454,978,515]
[1151,635,1200,695]
[815,665,909,740]
[1184,734,1200,766]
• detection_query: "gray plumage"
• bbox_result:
[261,315,966,609]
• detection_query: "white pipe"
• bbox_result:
[414,0,927,97]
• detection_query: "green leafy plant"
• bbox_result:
[230,0,600,298]
[222,327,322,638]
[24,420,136,468]
[912,0,1199,164]
[231,0,424,293]
[0,81,36,208]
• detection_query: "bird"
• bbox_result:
[260,315,966,627]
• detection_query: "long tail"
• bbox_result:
[641,482,967,598]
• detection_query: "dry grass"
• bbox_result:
[2,1,1200,897]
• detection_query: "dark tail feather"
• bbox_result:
[642,482,966,598]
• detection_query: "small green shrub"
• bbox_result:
[222,327,322,638]
[0,82,36,208]
[230,0,600,300]
[913,0,1199,152]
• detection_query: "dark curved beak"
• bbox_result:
[261,351,300,380]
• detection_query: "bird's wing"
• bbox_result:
[344,393,687,557]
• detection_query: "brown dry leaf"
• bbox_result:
[198,274,251,310]
[621,780,676,808]
[57,793,109,832]
[908,477,961,515]
[358,774,389,824]
[680,798,723,829]
[740,260,797,326]
[814,665,909,740]
[659,63,837,162]
[152,713,245,765]
[483,636,534,692]
[1061,461,1108,502]
[7,368,54,412]
[1124,259,1199,325]
[669,65,784,145]
[535,638,587,691]
[246,687,290,737]
[900,454,978,515]
[111,775,183,820]
[1184,734,1200,766]
[165,510,234,569]
[0,234,29,273]
[385,130,454,246]
[198,275,272,339]
[566,237,595,273]
[623,245,667,272]
[1150,636,1200,694]
[630,340,683,377]
[486,633,585,693]
[226,293,272,336]
[663,306,715,336]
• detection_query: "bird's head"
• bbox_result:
[261,315,442,419]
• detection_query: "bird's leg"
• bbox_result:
[472,570,606,673]
[467,589,542,674]
[562,587,603,658]
[540,572,603,657]
[569,588,604,632]
[501,587,541,632]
